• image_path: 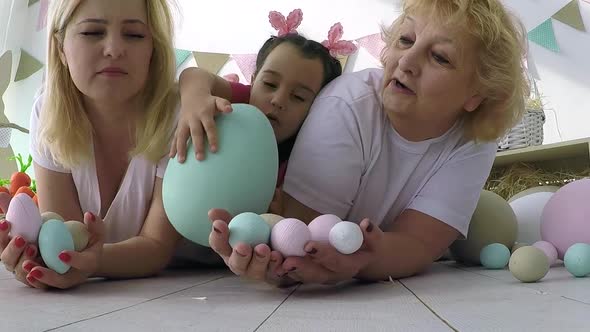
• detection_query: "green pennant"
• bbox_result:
[528,19,560,53]
[15,49,43,82]
[28,0,40,6]
[174,49,192,68]
[552,0,586,32]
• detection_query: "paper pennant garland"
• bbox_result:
[336,55,350,70]
[552,0,586,32]
[232,54,257,84]
[28,0,40,6]
[36,0,49,31]
[174,49,192,68]
[528,19,560,53]
[15,49,43,82]
[356,33,386,60]
[193,52,230,74]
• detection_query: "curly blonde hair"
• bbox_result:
[39,0,179,168]
[382,0,530,142]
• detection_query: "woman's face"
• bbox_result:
[60,0,153,106]
[250,43,324,143]
[381,14,483,138]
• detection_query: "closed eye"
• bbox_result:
[433,52,449,64]
[264,81,277,89]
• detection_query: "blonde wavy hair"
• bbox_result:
[39,0,179,168]
[382,0,530,142]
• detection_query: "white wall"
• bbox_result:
[1,0,590,177]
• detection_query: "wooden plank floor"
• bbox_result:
[1,262,589,332]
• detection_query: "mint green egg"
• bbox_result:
[163,104,278,246]
[564,243,590,277]
[480,243,510,269]
[228,212,271,248]
[38,219,75,274]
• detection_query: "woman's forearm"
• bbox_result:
[94,236,178,279]
[356,231,437,281]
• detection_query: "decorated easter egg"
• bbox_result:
[270,218,311,257]
[329,221,363,255]
[509,246,549,283]
[541,179,590,259]
[0,191,11,214]
[480,243,510,269]
[38,219,75,274]
[563,243,590,277]
[163,104,278,246]
[228,212,271,248]
[6,193,42,243]
[308,214,341,243]
[532,240,558,266]
[259,213,284,229]
[509,188,556,244]
[511,242,529,253]
[450,190,517,265]
[64,220,90,251]
[41,211,65,223]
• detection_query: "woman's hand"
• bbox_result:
[282,218,382,284]
[170,94,232,163]
[207,209,296,287]
[0,218,41,287]
[25,212,106,289]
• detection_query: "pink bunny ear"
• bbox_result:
[269,9,303,36]
[322,22,358,57]
[285,9,303,32]
[327,23,344,45]
[269,11,287,32]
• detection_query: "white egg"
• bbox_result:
[329,221,363,255]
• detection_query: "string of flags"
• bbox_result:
[527,0,587,53]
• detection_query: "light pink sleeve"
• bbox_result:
[28,94,70,173]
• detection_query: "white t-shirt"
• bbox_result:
[29,94,222,265]
[283,68,497,237]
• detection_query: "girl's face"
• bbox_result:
[60,0,154,107]
[381,14,483,137]
[250,43,324,143]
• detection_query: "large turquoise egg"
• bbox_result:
[162,104,278,246]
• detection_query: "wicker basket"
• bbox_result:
[0,127,11,148]
[497,107,545,151]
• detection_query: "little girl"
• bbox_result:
[170,10,354,187]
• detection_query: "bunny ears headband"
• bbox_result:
[268,9,357,58]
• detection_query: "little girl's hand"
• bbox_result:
[26,212,105,290]
[170,94,232,163]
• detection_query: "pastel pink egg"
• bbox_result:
[532,240,558,266]
[270,218,311,257]
[6,193,42,243]
[308,214,341,243]
[0,192,11,214]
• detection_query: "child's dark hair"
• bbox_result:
[255,33,343,163]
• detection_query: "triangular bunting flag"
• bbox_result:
[193,52,230,75]
[528,19,560,53]
[36,0,49,31]
[174,49,192,68]
[336,55,349,70]
[552,0,586,32]
[356,33,385,60]
[15,49,43,82]
[232,54,257,84]
[28,0,40,6]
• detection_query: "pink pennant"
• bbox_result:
[356,33,386,60]
[36,0,50,31]
[232,54,258,84]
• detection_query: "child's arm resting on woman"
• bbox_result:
[172,67,234,162]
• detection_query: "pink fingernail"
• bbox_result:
[14,237,25,248]
[30,270,43,279]
[0,221,8,231]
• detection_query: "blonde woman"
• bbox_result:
[0,0,187,289]
[208,0,530,285]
